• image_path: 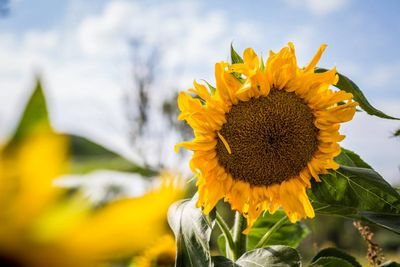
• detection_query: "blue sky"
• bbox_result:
[0,0,399,183]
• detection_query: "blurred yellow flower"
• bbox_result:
[64,171,183,261]
[0,122,183,266]
[0,124,79,266]
[132,234,176,267]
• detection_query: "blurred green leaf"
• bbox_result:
[231,44,244,64]
[8,78,152,175]
[13,79,51,142]
[236,246,301,267]
[69,135,156,176]
[309,257,355,267]
[247,211,310,250]
[316,68,399,120]
[168,197,216,267]
[70,135,121,157]
[310,248,361,267]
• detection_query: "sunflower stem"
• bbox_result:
[232,211,246,260]
[215,212,235,259]
[255,215,287,249]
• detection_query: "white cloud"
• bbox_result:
[285,0,349,16]
[78,1,138,56]
[24,30,59,51]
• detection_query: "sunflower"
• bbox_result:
[132,235,176,267]
[65,171,183,261]
[175,43,357,232]
[0,126,76,267]
[0,116,183,265]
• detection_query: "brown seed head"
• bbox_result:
[216,89,318,186]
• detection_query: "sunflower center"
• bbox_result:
[216,89,318,186]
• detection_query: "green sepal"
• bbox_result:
[201,79,216,95]
[231,43,244,64]
[229,44,246,83]
[260,55,265,71]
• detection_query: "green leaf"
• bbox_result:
[311,248,361,267]
[309,166,400,233]
[360,211,400,234]
[231,43,244,64]
[211,256,239,267]
[379,261,400,267]
[309,257,355,267]
[247,210,310,250]
[69,135,156,176]
[212,246,301,267]
[236,246,301,267]
[335,148,372,169]
[394,128,400,137]
[13,79,51,141]
[316,68,399,120]
[333,148,400,233]
[168,197,216,267]
[218,234,228,257]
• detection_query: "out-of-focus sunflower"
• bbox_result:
[176,43,357,232]
[0,127,183,266]
[131,235,176,267]
[0,84,183,266]
[64,171,183,261]
[0,126,75,266]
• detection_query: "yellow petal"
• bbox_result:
[304,44,327,73]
